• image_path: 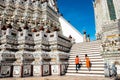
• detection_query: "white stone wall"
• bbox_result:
[113,0,120,19]
[59,16,83,43]
[94,0,120,35]
[94,0,110,34]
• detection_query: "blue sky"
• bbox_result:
[57,0,96,40]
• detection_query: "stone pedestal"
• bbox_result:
[13,65,33,77]
[61,64,66,75]
[51,64,61,76]
[0,65,11,77]
[42,64,51,76]
[22,65,32,77]
[33,65,42,76]
[13,65,23,77]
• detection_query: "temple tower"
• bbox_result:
[0,0,73,77]
[94,0,120,74]
[94,0,120,39]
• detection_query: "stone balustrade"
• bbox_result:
[41,52,51,59]
[48,32,72,52]
[101,51,120,58]
[0,50,15,60]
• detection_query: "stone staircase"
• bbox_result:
[66,40,105,76]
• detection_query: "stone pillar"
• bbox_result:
[83,31,87,42]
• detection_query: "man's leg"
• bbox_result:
[76,64,78,71]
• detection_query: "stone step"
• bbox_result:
[69,59,104,62]
[71,50,101,52]
[67,69,104,72]
[70,51,100,53]
[73,41,101,45]
[72,44,100,48]
[68,65,104,67]
[71,46,100,49]
[68,61,104,64]
[67,67,104,70]
[70,53,101,56]
[69,59,104,61]
[70,51,100,54]
[69,56,102,59]
[69,55,102,58]
[65,73,104,77]
[68,65,104,69]
[71,46,101,49]
[68,65,104,68]
[67,70,104,74]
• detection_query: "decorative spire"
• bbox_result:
[18,27,22,32]
[41,0,48,3]
[53,26,59,31]
[23,22,29,30]
[1,25,6,30]
[39,26,44,31]
[46,28,50,33]
[6,23,12,29]
[32,0,35,2]
[69,35,72,39]
[32,28,37,32]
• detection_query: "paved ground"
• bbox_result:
[0,76,115,80]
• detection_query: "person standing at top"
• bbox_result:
[75,55,80,72]
[85,54,91,71]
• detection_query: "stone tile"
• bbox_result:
[0,76,114,80]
